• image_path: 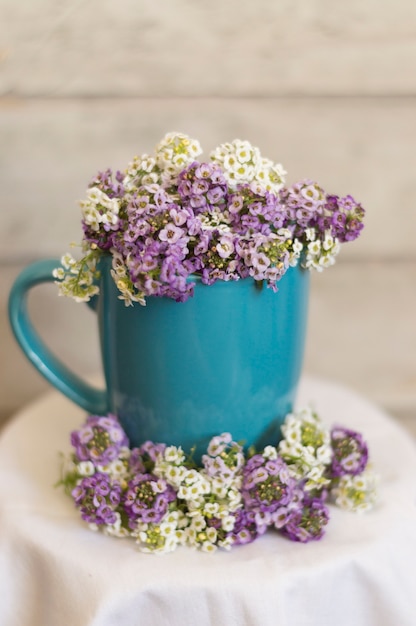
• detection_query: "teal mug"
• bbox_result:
[8,257,309,455]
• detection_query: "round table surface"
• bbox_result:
[0,377,415,626]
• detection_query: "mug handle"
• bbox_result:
[8,259,109,415]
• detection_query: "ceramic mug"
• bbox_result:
[8,256,309,455]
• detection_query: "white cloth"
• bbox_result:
[0,377,415,626]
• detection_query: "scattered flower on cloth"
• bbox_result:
[58,407,378,554]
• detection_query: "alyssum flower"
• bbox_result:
[54,132,365,305]
[59,409,378,554]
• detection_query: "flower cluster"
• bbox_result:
[278,407,332,492]
[53,133,365,305]
[59,408,378,554]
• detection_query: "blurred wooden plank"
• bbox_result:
[1,96,415,261]
[304,261,416,420]
[1,260,415,432]
[1,0,416,96]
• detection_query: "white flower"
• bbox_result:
[179,484,202,500]
[164,446,186,464]
[323,232,335,251]
[255,158,286,193]
[183,469,203,485]
[318,254,336,269]
[187,497,205,512]
[201,541,217,553]
[308,240,321,255]
[80,188,120,232]
[56,251,100,303]
[110,264,146,308]
[162,535,180,553]
[292,239,303,255]
[77,461,95,476]
[227,488,242,510]
[304,465,330,491]
[202,502,217,516]
[155,132,202,173]
[111,250,125,274]
[190,515,206,532]
[279,407,332,488]
[61,253,77,270]
[134,515,184,554]
[164,465,187,487]
[223,154,238,170]
[199,210,231,232]
[316,444,332,465]
[86,187,105,204]
[221,515,235,532]
[206,527,218,543]
[124,154,157,187]
[211,139,266,189]
[263,445,278,460]
[305,228,316,241]
[52,267,65,280]
[331,469,378,513]
[175,529,187,545]
[159,521,176,538]
[218,536,233,550]
[235,141,253,163]
[211,478,228,499]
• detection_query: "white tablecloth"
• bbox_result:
[1,377,415,626]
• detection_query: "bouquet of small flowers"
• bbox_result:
[54,132,365,305]
[59,408,378,554]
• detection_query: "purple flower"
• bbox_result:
[242,454,296,523]
[74,148,365,306]
[281,494,330,543]
[193,231,211,255]
[207,186,226,204]
[159,223,186,245]
[202,433,244,478]
[195,163,213,179]
[229,508,268,545]
[90,168,125,199]
[324,194,365,242]
[138,440,167,462]
[284,180,326,212]
[241,214,261,232]
[72,472,122,525]
[123,473,176,527]
[330,427,369,477]
[177,162,228,214]
[251,251,271,272]
[71,415,129,466]
[128,441,166,474]
[192,179,210,195]
[190,194,207,209]
[227,185,283,238]
[216,235,235,259]
[170,207,189,226]
[228,193,244,214]
[128,449,146,474]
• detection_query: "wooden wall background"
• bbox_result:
[1,0,415,436]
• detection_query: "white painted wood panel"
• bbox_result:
[1,0,416,96]
[1,96,415,261]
